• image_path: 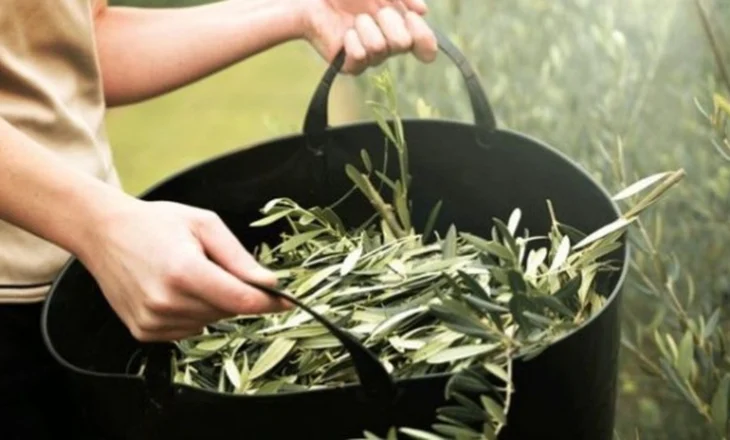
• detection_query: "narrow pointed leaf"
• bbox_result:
[481,395,507,425]
[280,229,326,253]
[249,338,297,380]
[550,235,571,271]
[250,209,294,227]
[711,373,730,435]
[361,149,373,173]
[422,200,443,242]
[426,343,500,364]
[573,217,635,250]
[676,330,694,380]
[340,246,363,276]
[443,225,458,259]
[612,172,672,201]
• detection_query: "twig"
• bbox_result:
[694,0,730,93]
[360,174,408,239]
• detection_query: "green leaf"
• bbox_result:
[676,330,694,380]
[194,336,231,352]
[340,246,363,276]
[372,107,398,145]
[711,373,730,435]
[492,218,518,254]
[223,357,241,389]
[658,358,695,405]
[399,427,447,440]
[612,172,672,201]
[410,331,463,363]
[509,294,536,332]
[437,404,486,424]
[549,235,571,271]
[443,225,458,259]
[346,164,374,196]
[506,270,527,294]
[370,305,429,340]
[374,170,398,191]
[552,273,582,309]
[249,209,294,227]
[460,233,513,261]
[532,295,574,319]
[483,363,510,384]
[426,343,500,364]
[432,423,481,439]
[703,308,721,339]
[422,200,443,243]
[295,264,341,295]
[279,229,327,253]
[573,217,635,250]
[481,395,506,425]
[429,301,495,340]
[507,208,522,236]
[361,149,373,173]
[525,248,547,277]
[249,338,297,380]
[446,369,497,396]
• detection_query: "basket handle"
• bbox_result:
[303,28,497,150]
[142,282,398,410]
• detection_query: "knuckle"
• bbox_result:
[369,40,388,55]
[392,36,413,52]
[144,292,175,314]
[164,253,196,287]
[131,322,157,342]
[196,209,221,226]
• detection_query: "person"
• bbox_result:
[0,0,438,438]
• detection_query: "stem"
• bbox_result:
[621,339,666,378]
[694,0,730,93]
[360,174,408,239]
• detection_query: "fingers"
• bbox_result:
[185,257,291,316]
[354,14,389,68]
[400,0,429,15]
[191,209,277,287]
[376,7,413,55]
[343,29,368,75]
[404,11,438,63]
[341,6,437,75]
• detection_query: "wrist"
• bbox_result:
[64,180,141,263]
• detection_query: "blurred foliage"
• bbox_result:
[105,40,358,195]
[354,0,730,438]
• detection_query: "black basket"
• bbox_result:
[42,30,629,440]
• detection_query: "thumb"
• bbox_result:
[192,211,278,287]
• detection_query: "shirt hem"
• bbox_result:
[0,284,52,303]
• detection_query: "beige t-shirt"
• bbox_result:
[0,0,120,303]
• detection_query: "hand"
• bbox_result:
[301,0,438,75]
[77,199,289,342]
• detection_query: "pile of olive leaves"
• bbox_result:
[165,72,683,439]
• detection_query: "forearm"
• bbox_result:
[93,0,307,107]
[0,118,134,259]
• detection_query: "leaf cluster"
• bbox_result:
[160,71,683,439]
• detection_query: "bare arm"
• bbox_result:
[93,0,308,107]
[92,0,437,107]
[0,117,285,340]
[0,117,126,257]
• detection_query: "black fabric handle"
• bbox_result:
[141,283,398,410]
[303,28,497,150]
